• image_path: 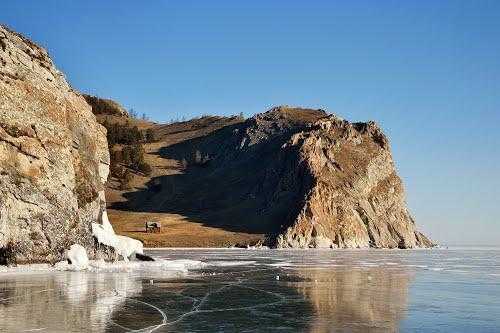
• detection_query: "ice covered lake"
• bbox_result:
[1,247,499,332]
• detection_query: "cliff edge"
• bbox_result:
[0,25,110,263]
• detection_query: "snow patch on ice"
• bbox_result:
[207,260,257,267]
[67,244,89,271]
[0,259,205,274]
[405,265,428,268]
[428,267,445,271]
[358,261,380,267]
[268,261,292,267]
[0,263,53,274]
[116,235,144,261]
[87,258,205,273]
[246,245,270,250]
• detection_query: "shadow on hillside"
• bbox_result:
[109,123,311,236]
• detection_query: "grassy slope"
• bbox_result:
[103,115,264,247]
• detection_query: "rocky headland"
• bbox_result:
[106,106,433,249]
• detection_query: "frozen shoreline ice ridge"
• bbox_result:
[92,210,144,262]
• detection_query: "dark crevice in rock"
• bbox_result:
[0,122,36,138]
[355,206,376,247]
[0,37,6,52]
[386,223,405,249]
[0,137,40,160]
[0,71,22,81]
[0,242,17,266]
[10,191,40,207]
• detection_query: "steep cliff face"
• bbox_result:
[0,25,110,263]
[275,114,433,248]
[120,105,432,248]
[237,107,432,248]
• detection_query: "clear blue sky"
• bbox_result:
[2,1,499,245]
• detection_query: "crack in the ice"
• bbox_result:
[112,292,168,333]
[108,319,133,332]
[157,280,289,327]
[0,264,286,332]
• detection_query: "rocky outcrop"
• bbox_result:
[0,25,110,263]
[245,107,432,248]
[274,114,433,248]
[139,106,433,248]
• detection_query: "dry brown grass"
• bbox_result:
[108,209,264,247]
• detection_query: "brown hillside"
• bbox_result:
[98,113,251,247]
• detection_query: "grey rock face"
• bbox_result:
[275,115,433,248]
[0,25,110,263]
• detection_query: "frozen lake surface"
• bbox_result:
[1,247,499,332]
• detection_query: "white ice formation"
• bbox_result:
[92,210,144,262]
[67,244,89,270]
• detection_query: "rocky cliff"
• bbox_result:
[245,107,431,248]
[117,106,432,248]
[0,25,110,263]
[272,111,433,248]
